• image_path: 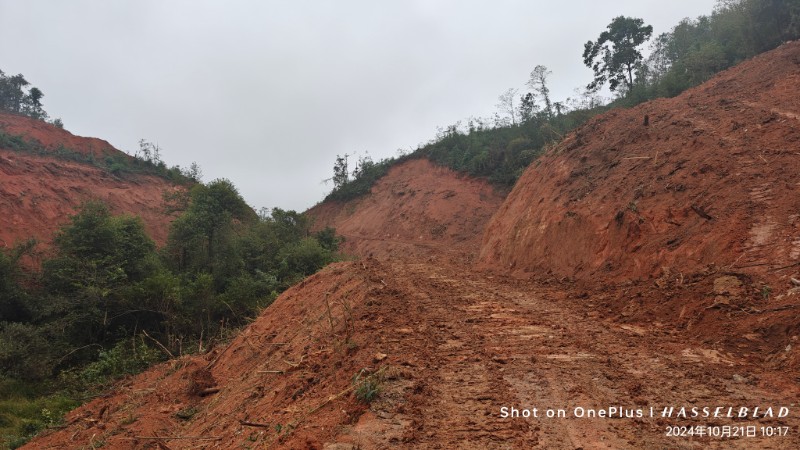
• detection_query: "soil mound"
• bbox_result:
[480,40,800,290]
[0,115,180,249]
[26,259,411,449]
[307,158,505,260]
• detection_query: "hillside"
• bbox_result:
[480,40,800,287]
[0,113,181,248]
[307,158,505,261]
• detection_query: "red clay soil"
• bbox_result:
[0,116,181,250]
[477,41,800,381]
[480,41,800,289]
[0,113,120,159]
[307,158,505,261]
[23,44,800,449]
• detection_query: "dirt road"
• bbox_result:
[337,257,800,449]
[26,247,800,449]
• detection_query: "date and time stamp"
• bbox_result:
[666,424,790,438]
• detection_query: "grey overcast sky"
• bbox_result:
[0,0,717,211]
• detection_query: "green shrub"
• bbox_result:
[352,369,382,404]
[77,340,162,386]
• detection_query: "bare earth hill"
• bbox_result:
[0,113,181,249]
[480,41,800,287]
[307,158,505,261]
[24,42,800,449]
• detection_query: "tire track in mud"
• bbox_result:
[364,260,800,449]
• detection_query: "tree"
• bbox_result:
[351,153,375,180]
[165,178,255,276]
[137,139,163,166]
[518,92,537,122]
[583,16,653,93]
[527,65,553,118]
[42,202,158,350]
[495,88,519,126]
[332,154,349,190]
[0,241,35,323]
[0,69,49,120]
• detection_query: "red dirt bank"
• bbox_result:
[0,114,180,249]
[480,41,800,290]
[307,158,505,260]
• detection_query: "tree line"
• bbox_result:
[326,0,800,201]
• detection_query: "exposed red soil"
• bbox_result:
[23,43,800,449]
[480,41,800,289]
[307,158,505,261]
[0,113,120,159]
[0,115,181,250]
[477,40,800,380]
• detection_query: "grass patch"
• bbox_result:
[0,377,79,449]
[352,368,384,404]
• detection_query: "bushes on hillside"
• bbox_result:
[0,179,340,384]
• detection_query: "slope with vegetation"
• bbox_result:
[480,39,800,285]
[0,109,208,252]
[0,178,338,446]
[1,73,337,446]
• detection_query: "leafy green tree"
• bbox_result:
[165,179,255,278]
[278,238,335,280]
[518,92,537,122]
[583,16,653,93]
[42,202,157,349]
[314,226,342,252]
[0,322,63,380]
[332,154,350,190]
[0,69,49,120]
[0,241,35,323]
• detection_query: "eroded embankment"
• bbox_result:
[307,158,505,261]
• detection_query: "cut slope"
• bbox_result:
[0,115,181,248]
[480,40,800,287]
[307,158,505,260]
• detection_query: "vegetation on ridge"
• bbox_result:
[325,0,800,202]
[0,129,202,185]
